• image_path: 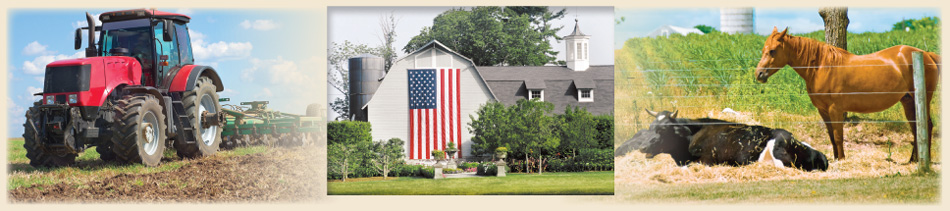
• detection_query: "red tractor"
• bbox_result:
[23,9,226,167]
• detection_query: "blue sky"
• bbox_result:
[615,7,940,49]
[327,6,614,120]
[7,9,323,137]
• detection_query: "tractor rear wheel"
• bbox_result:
[23,105,77,167]
[175,76,223,158]
[111,94,167,166]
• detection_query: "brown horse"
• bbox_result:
[754,27,940,162]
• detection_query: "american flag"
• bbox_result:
[408,68,461,160]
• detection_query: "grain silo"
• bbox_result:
[348,54,385,121]
[720,8,754,34]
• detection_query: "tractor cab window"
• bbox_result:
[175,23,194,65]
[153,20,182,85]
[101,19,156,85]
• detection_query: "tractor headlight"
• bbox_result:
[45,96,54,105]
[68,94,78,104]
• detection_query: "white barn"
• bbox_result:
[364,40,496,161]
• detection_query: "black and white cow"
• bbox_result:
[619,109,829,171]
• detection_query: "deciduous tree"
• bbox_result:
[371,138,405,179]
[403,7,562,66]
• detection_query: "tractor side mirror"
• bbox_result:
[162,19,175,42]
[74,28,82,50]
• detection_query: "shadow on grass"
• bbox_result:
[844,115,911,133]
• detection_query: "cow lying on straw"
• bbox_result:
[616,110,828,171]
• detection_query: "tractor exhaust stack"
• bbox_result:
[85,12,97,57]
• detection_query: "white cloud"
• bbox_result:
[240,19,279,31]
[255,88,273,98]
[33,77,44,83]
[22,51,84,75]
[240,56,323,113]
[23,41,51,55]
[241,57,314,86]
[190,30,253,63]
[8,97,27,128]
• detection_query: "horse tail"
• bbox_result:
[926,52,941,72]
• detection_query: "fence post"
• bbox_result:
[912,51,931,173]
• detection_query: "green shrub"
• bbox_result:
[476,162,498,176]
[327,121,372,145]
[593,114,614,149]
[460,162,480,169]
[419,166,436,178]
[389,164,423,177]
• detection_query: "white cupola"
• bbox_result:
[564,19,590,71]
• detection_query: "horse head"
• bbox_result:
[755,27,791,83]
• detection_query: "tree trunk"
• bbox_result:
[819,7,849,50]
[537,155,543,175]
[342,157,348,182]
[525,153,530,174]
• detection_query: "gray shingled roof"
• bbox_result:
[525,79,546,89]
[478,65,614,115]
[478,65,613,81]
[573,79,596,89]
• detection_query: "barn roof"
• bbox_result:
[364,40,499,110]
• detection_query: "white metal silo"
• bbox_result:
[720,8,754,34]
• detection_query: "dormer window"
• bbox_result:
[578,89,593,102]
[529,89,544,101]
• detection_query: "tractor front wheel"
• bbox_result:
[23,105,77,167]
[111,94,167,166]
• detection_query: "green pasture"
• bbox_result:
[327,171,614,195]
[619,173,939,203]
[7,138,269,190]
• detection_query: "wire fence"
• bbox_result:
[619,56,940,128]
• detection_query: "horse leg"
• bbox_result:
[819,109,845,160]
[899,94,920,163]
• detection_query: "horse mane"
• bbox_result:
[785,35,853,67]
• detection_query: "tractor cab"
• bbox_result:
[76,9,194,87]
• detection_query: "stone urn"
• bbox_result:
[496,151,507,159]
[445,148,458,169]
[495,147,508,160]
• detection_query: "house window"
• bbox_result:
[529,89,544,101]
[578,89,593,102]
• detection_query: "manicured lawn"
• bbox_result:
[328,171,614,195]
[618,173,939,204]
